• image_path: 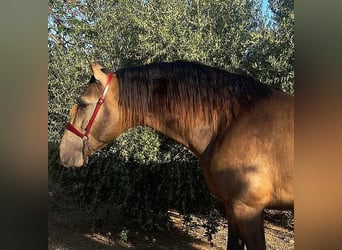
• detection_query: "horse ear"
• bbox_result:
[89,62,108,86]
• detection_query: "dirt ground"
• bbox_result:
[48,180,294,250]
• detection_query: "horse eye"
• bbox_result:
[78,99,88,108]
[79,103,87,108]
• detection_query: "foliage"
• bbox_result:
[244,0,294,93]
[49,138,220,233]
[48,0,294,241]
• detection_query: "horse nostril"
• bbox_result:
[58,159,70,168]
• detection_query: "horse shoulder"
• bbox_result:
[200,92,294,208]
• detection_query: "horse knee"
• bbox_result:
[237,212,265,249]
[227,203,265,250]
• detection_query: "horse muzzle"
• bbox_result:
[59,134,86,168]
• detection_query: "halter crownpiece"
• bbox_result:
[66,72,113,140]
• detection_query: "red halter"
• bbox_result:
[66,73,113,140]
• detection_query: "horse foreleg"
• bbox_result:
[226,209,246,250]
[233,204,266,250]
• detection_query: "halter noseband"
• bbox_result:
[66,73,113,159]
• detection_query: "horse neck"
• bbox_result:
[141,112,220,157]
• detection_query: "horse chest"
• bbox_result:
[200,136,274,206]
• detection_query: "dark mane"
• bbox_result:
[115,61,272,128]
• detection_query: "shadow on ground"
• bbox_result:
[48,179,222,250]
[48,178,293,250]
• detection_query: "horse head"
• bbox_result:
[59,62,122,167]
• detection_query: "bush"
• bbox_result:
[49,133,223,239]
[48,0,294,242]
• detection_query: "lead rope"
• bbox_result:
[82,137,94,165]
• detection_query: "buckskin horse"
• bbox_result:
[59,61,294,250]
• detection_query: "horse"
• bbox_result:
[59,61,294,250]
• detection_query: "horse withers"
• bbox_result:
[59,61,294,249]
